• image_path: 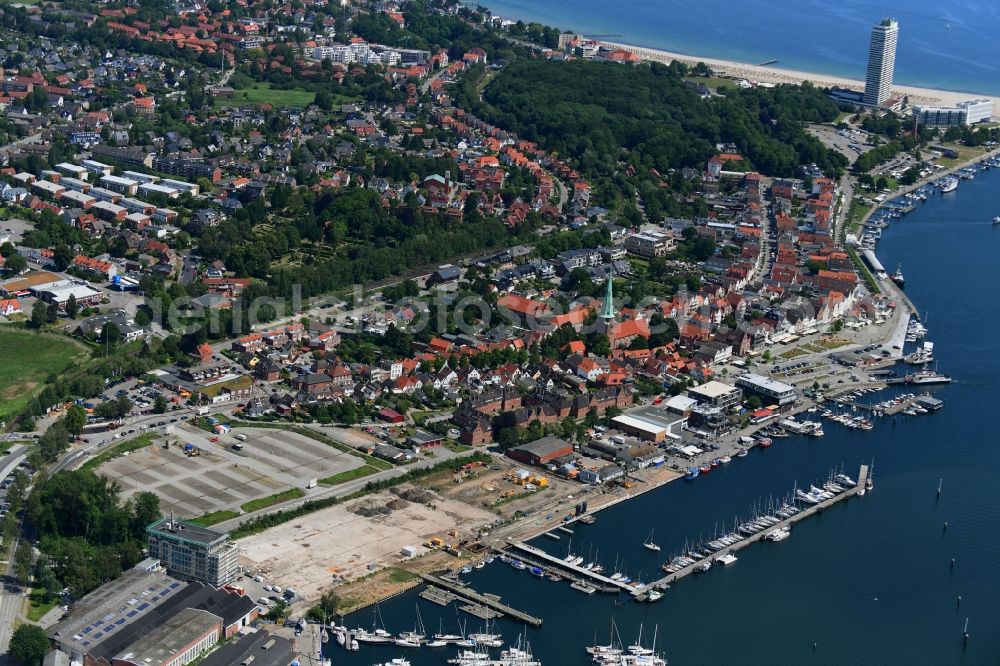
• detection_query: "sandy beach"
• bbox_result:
[600,40,1000,111]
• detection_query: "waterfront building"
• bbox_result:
[913,99,994,128]
[735,373,798,406]
[688,380,743,411]
[863,18,899,107]
[147,517,239,587]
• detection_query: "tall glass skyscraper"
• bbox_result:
[863,18,899,107]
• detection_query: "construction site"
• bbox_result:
[235,454,681,612]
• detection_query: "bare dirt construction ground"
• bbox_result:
[236,484,496,603]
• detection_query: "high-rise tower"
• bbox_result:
[863,18,899,107]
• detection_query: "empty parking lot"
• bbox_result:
[228,427,365,483]
[100,443,282,517]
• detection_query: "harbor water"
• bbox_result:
[330,171,1000,663]
[479,0,1000,97]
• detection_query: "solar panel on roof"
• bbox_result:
[116,618,126,625]
[169,582,181,589]
[138,603,149,610]
[127,610,137,617]
[82,627,92,634]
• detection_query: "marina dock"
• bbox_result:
[505,541,637,594]
[835,393,923,416]
[418,585,458,606]
[645,464,870,593]
[419,573,543,626]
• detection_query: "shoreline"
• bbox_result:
[597,40,1000,111]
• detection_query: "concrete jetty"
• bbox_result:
[646,464,870,593]
[419,573,543,626]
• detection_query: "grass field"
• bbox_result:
[189,509,240,526]
[0,329,88,422]
[936,143,990,169]
[26,587,57,622]
[319,465,379,486]
[240,488,305,513]
[214,83,315,108]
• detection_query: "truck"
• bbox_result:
[197,406,210,416]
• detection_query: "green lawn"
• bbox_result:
[319,465,379,486]
[240,488,305,513]
[215,83,315,108]
[936,143,989,169]
[443,440,471,454]
[189,509,240,526]
[0,329,89,422]
[81,434,156,472]
[387,567,419,583]
[26,588,57,622]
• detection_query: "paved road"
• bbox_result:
[0,512,27,660]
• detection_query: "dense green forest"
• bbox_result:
[479,60,848,182]
[26,471,160,598]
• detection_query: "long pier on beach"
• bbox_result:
[419,573,543,626]
[643,464,870,594]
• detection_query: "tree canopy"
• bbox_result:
[479,60,847,188]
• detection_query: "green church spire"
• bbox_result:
[600,270,615,322]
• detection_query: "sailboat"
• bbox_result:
[434,608,465,643]
[395,604,426,647]
[643,528,661,552]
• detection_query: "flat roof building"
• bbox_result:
[139,182,181,199]
[121,170,160,184]
[199,630,294,666]
[58,176,91,193]
[100,174,139,196]
[92,200,128,221]
[55,162,88,180]
[49,569,185,661]
[147,517,239,587]
[160,178,199,195]
[33,279,103,310]
[89,186,123,203]
[736,373,798,406]
[688,380,743,411]
[32,179,65,199]
[82,159,113,176]
[60,189,95,209]
[913,99,994,128]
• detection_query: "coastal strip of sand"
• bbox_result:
[598,40,1000,112]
